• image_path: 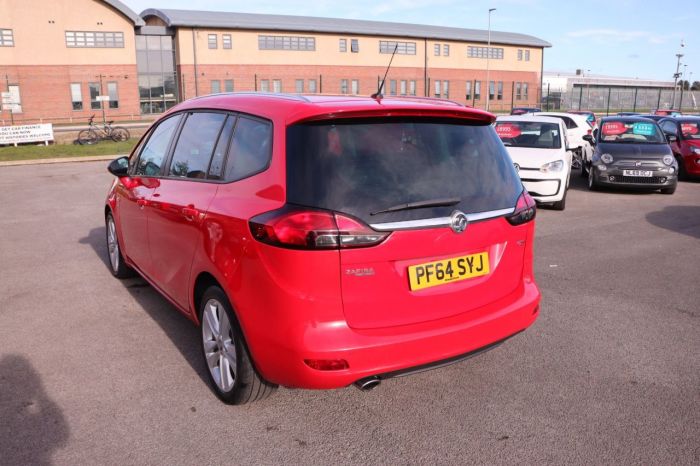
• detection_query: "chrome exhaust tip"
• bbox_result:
[353,377,381,391]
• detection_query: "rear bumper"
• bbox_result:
[253,281,540,389]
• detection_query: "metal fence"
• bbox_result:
[541,84,700,114]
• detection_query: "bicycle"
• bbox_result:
[78,115,131,145]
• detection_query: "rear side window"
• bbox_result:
[286,118,522,223]
[134,114,182,176]
[208,116,236,179]
[169,112,227,179]
[225,116,273,182]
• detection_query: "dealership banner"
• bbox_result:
[0,124,54,145]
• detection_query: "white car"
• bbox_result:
[533,112,594,175]
[495,115,573,210]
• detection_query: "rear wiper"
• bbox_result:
[370,197,461,216]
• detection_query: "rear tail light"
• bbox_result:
[249,204,389,250]
[506,190,536,226]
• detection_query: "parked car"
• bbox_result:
[659,116,700,179]
[639,114,667,122]
[511,107,542,115]
[654,109,682,117]
[567,110,597,128]
[104,94,541,404]
[534,112,594,174]
[617,112,642,116]
[584,116,678,193]
[496,116,572,210]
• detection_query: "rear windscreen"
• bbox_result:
[495,121,562,149]
[286,118,522,223]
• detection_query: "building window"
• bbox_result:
[515,82,521,100]
[107,81,119,109]
[443,80,449,99]
[260,79,270,92]
[65,31,124,48]
[258,35,316,51]
[467,46,503,59]
[517,49,523,61]
[136,35,178,115]
[523,83,529,99]
[409,80,416,96]
[351,39,359,53]
[222,34,232,49]
[488,81,495,100]
[272,79,282,93]
[389,79,397,95]
[0,29,14,47]
[474,81,481,100]
[340,79,348,94]
[295,79,304,93]
[70,83,83,110]
[208,34,217,49]
[400,80,407,96]
[434,44,440,56]
[497,81,503,100]
[466,81,472,100]
[443,44,449,56]
[308,79,317,93]
[379,40,416,55]
[525,49,530,61]
[224,79,234,92]
[88,82,101,110]
[211,80,221,93]
[351,79,359,95]
[339,38,347,52]
[434,80,441,98]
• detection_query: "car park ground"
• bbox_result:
[0,161,698,465]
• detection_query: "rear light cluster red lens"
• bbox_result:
[304,359,349,371]
[249,204,389,250]
[506,190,536,226]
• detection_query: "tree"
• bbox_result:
[691,81,700,91]
[679,80,690,91]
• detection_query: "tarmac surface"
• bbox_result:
[0,161,698,465]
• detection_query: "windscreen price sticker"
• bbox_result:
[495,123,521,139]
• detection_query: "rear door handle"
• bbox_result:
[182,206,200,221]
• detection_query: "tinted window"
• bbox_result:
[660,120,677,135]
[495,121,562,149]
[225,117,273,181]
[135,114,182,176]
[286,118,521,224]
[169,112,227,179]
[208,116,236,179]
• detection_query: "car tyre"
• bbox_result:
[551,190,567,211]
[588,167,599,191]
[580,160,589,177]
[675,155,687,181]
[660,184,677,195]
[199,286,277,405]
[106,212,135,278]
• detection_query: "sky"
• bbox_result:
[124,0,699,83]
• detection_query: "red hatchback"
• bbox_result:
[105,94,540,404]
[659,116,700,179]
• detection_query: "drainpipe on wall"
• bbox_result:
[192,29,199,97]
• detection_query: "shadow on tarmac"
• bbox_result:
[0,354,70,465]
[646,205,700,239]
[79,227,210,388]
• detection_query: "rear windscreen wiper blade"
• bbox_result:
[370,197,461,216]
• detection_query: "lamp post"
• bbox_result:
[670,40,685,109]
[679,64,688,111]
[485,8,496,112]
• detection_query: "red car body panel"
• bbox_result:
[106,94,540,389]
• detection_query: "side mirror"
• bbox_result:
[107,156,129,177]
[582,134,595,145]
[666,134,678,143]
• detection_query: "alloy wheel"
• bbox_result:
[201,299,238,393]
[107,216,119,272]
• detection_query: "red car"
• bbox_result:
[654,109,682,117]
[659,116,700,179]
[104,93,540,404]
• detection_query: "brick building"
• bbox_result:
[1,0,551,125]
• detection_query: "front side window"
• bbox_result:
[107,82,119,109]
[169,112,227,178]
[225,117,273,182]
[135,114,182,176]
[88,82,101,110]
[70,83,82,110]
[286,118,522,224]
[495,121,562,149]
[679,121,700,140]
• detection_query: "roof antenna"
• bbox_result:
[371,43,398,99]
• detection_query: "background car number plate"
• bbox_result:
[408,252,490,291]
[623,169,652,177]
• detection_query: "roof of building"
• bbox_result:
[103,0,145,26]
[139,9,551,48]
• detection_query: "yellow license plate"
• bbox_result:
[408,251,490,291]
